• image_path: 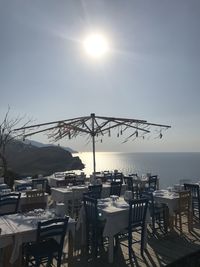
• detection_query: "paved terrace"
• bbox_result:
[59,217,200,267]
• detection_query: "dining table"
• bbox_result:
[153,189,180,230]
[51,183,127,211]
[77,196,150,264]
[0,209,76,267]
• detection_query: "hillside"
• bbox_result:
[5,140,84,177]
[23,139,77,153]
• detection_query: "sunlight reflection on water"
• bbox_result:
[75,152,200,188]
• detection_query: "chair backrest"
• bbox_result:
[15,183,32,192]
[21,190,46,212]
[124,176,134,191]
[184,183,200,199]
[83,196,98,225]
[37,217,69,250]
[0,192,21,215]
[113,172,124,183]
[148,175,158,191]
[26,190,45,198]
[88,184,102,199]
[32,178,48,191]
[129,198,149,228]
[110,181,122,197]
[56,179,69,187]
[177,190,191,212]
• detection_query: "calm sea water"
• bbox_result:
[75,152,200,188]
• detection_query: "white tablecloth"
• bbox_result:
[51,183,127,206]
[77,197,150,263]
[153,190,179,215]
[0,211,76,264]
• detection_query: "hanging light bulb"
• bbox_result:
[160,133,163,139]
[23,135,25,141]
[117,133,119,137]
[108,129,111,137]
[101,139,103,143]
[135,130,138,137]
[68,131,71,139]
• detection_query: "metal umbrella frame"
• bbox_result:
[14,113,171,175]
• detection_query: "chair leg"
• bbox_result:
[141,227,145,257]
[179,213,182,232]
[128,232,133,262]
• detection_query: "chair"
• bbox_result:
[56,179,69,187]
[118,198,149,262]
[88,184,102,199]
[140,191,169,234]
[146,175,158,192]
[68,189,83,219]
[184,183,200,221]
[15,183,32,191]
[110,181,122,197]
[24,217,69,267]
[21,190,46,212]
[83,196,105,257]
[113,172,124,183]
[174,190,192,232]
[124,176,140,199]
[0,192,21,215]
[32,178,48,192]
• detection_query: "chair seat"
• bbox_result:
[26,238,60,257]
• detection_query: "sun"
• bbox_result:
[83,33,109,58]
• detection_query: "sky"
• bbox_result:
[0,0,200,152]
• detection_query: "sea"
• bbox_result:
[75,152,200,189]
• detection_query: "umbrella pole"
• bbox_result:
[91,113,96,176]
[92,134,96,175]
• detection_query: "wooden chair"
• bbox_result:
[174,190,192,232]
[88,184,102,199]
[148,175,158,191]
[21,190,46,212]
[83,196,105,257]
[0,192,21,215]
[184,183,200,221]
[32,178,48,192]
[117,198,149,262]
[56,179,69,187]
[23,217,69,267]
[124,176,140,199]
[110,181,122,197]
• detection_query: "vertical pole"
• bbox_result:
[91,113,96,176]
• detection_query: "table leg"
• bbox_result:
[108,236,114,263]
[68,231,74,267]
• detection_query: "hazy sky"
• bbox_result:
[0,0,200,152]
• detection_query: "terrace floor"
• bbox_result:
[61,217,200,267]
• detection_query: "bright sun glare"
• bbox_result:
[83,33,109,59]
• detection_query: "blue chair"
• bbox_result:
[0,192,21,215]
[32,178,48,192]
[83,196,105,257]
[110,181,122,197]
[88,184,102,199]
[24,217,69,267]
[117,198,149,262]
[124,176,140,199]
[184,183,200,221]
[15,183,32,191]
[128,198,149,260]
[140,191,169,234]
[145,175,158,192]
[112,172,124,183]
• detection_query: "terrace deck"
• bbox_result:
[62,217,200,267]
